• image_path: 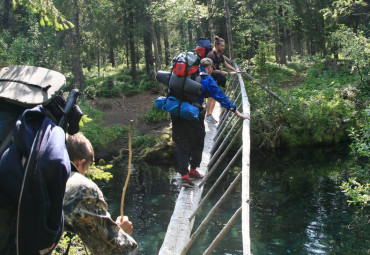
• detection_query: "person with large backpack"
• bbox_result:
[170,58,249,188]
[0,65,82,255]
[206,36,240,124]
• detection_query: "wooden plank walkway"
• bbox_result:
[159,104,221,255]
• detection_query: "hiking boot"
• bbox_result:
[189,169,204,179]
[205,115,217,124]
[181,174,195,188]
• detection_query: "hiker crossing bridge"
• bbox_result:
[159,63,251,255]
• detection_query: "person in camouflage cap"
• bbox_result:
[63,133,137,254]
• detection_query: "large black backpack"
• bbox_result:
[0,65,82,255]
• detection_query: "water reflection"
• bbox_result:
[249,148,369,255]
[100,147,369,255]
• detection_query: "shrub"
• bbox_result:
[145,102,170,123]
[340,106,370,207]
[79,102,128,148]
[248,56,360,149]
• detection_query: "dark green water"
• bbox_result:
[101,147,369,255]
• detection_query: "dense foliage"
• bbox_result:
[1,0,369,210]
[340,106,370,207]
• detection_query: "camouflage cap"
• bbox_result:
[200,58,214,68]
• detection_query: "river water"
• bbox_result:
[101,146,369,255]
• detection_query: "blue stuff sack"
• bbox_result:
[155,96,199,121]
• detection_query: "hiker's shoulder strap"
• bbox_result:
[210,51,219,65]
[0,132,12,157]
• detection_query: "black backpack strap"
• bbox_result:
[165,63,176,105]
[0,131,13,157]
[16,127,44,255]
[178,52,190,116]
[211,51,219,68]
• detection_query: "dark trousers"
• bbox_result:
[171,114,205,176]
[211,73,227,87]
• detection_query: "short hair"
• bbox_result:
[200,58,214,68]
[66,133,94,163]
[214,35,225,46]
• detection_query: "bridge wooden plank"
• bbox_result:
[159,104,221,255]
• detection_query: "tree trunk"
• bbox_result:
[223,0,234,59]
[294,20,304,56]
[179,18,186,50]
[97,46,100,77]
[320,18,326,56]
[163,20,170,67]
[206,0,215,39]
[143,13,155,80]
[109,47,115,67]
[286,28,292,62]
[128,11,137,80]
[196,26,203,40]
[278,6,286,64]
[154,22,163,64]
[125,39,130,68]
[152,21,162,72]
[187,21,193,49]
[2,0,11,30]
[70,0,85,92]
[275,44,280,64]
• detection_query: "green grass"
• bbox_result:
[79,102,129,148]
[82,64,161,99]
[145,101,170,123]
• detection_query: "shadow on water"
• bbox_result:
[100,146,369,255]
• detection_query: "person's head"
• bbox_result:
[66,132,94,175]
[214,36,225,53]
[200,58,214,74]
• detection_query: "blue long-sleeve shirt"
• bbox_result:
[196,66,236,110]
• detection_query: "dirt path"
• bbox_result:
[87,93,171,159]
[88,93,168,133]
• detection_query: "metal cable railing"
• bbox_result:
[180,63,251,255]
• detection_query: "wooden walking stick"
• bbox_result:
[120,120,133,218]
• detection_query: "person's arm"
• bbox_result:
[63,177,137,255]
[222,61,238,73]
[207,77,250,120]
[212,69,228,76]
[207,76,236,109]
[234,110,250,120]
